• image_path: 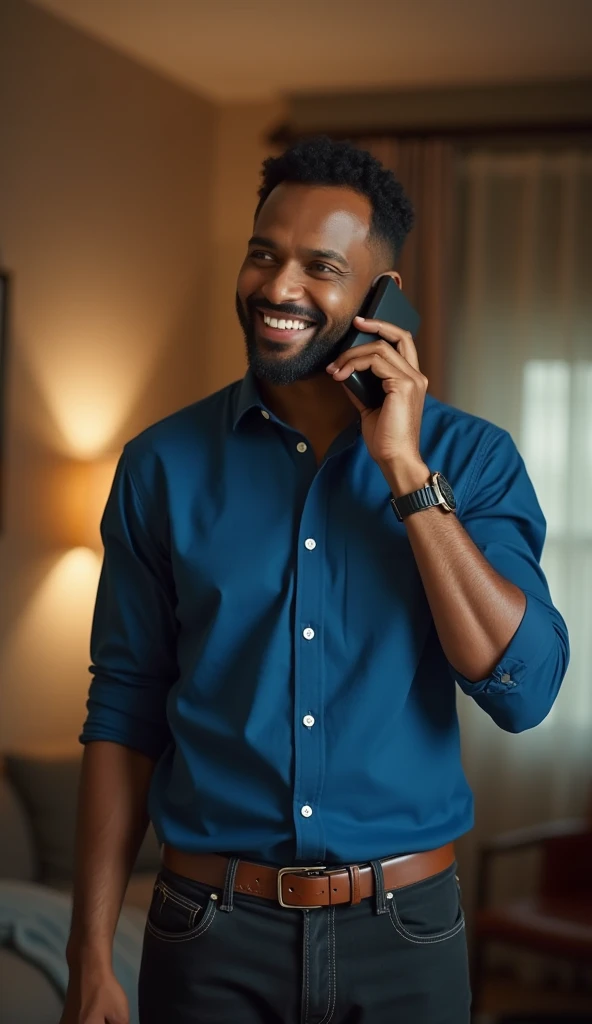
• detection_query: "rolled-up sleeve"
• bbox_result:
[451,426,570,733]
[80,448,178,760]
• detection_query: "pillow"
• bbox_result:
[5,753,162,885]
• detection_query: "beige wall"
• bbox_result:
[206,100,285,396]
[0,0,217,748]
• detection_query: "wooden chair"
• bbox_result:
[471,809,592,1016]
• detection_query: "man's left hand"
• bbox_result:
[326,315,429,494]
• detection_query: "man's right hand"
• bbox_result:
[59,969,130,1024]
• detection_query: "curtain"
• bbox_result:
[450,149,592,948]
[362,138,456,400]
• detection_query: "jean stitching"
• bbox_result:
[156,880,204,915]
[387,897,465,945]
[301,911,310,1024]
[220,855,240,913]
[318,908,336,1024]
[146,896,217,943]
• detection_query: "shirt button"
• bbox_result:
[501,673,512,683]
[304,538,316,550]
[296,441,308,453]
[303,715,315,727]
[301,805,313,818]
[302,627,315,641]
[261,410,270,420]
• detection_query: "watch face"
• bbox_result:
[435,474,457,511]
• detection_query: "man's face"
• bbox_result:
[236,183,385,386]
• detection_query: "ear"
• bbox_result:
[371,270,403,290]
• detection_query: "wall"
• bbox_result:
[206,100,285,397]
[0,0,217,748]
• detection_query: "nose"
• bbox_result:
[260,261,305,306]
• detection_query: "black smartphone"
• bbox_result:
[338,276,421,408]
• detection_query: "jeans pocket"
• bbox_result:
[387,864,465,945]
[145,871,218,944]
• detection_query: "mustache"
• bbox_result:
[247,297,325,327]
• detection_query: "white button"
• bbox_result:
[301,805,313,818]
[500,673,512,683]
[296,441,308,453]
[302,627,315,641]
[304,538,316,550]
[303,714,315,727]
[261,410,270,419]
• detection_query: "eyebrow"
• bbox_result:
[248,236,350,270]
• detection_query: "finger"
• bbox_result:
[328,342,424,383]
[353,315,420,372]
[331,352,406,382]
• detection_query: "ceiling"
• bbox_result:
[31,0,592,103]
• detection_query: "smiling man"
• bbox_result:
[62,138,569,1024]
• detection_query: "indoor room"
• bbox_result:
[0,1,591,1022]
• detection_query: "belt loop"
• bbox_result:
[347,864,362,906]
[220,856,240,913]
[371,859,388,915]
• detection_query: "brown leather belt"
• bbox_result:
[162,843,455,909]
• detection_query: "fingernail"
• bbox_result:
[354,315,365,322]
[326,362,336,371]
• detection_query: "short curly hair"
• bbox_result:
[256,136,414,263]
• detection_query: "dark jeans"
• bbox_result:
[138,860,471,1023]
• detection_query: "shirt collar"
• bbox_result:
[233,370,268,431]
[233,370,435,439]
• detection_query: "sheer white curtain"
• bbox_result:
[451,150,592,919]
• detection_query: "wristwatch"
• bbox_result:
[390,472,457,522]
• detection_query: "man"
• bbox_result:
[62,137,569,1024]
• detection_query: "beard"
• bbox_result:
[235,293,354,386]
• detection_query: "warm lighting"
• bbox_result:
[0,548,103,749]
[26,318,163,458]
[47,454,119,551]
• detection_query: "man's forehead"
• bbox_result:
[254,183,372,252]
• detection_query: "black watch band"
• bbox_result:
[390,486,438,522]
[390,472,457,523]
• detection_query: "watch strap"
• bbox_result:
[390,484,441,522]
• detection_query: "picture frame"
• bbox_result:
[0,271,9,531]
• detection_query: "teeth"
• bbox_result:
[263,314,311,331]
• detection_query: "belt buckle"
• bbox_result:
[277,865,327,909]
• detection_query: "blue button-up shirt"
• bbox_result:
[81,373,569,866]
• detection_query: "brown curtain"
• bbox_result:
[360,138,456,401]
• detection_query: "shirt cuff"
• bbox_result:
[80,702,171,762]
[450,591,554,696]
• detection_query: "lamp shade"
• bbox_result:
[49,455,119,551]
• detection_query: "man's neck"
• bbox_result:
[258,373,359,445]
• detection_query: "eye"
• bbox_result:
[310,262,337,274]
[249,250,275,263]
